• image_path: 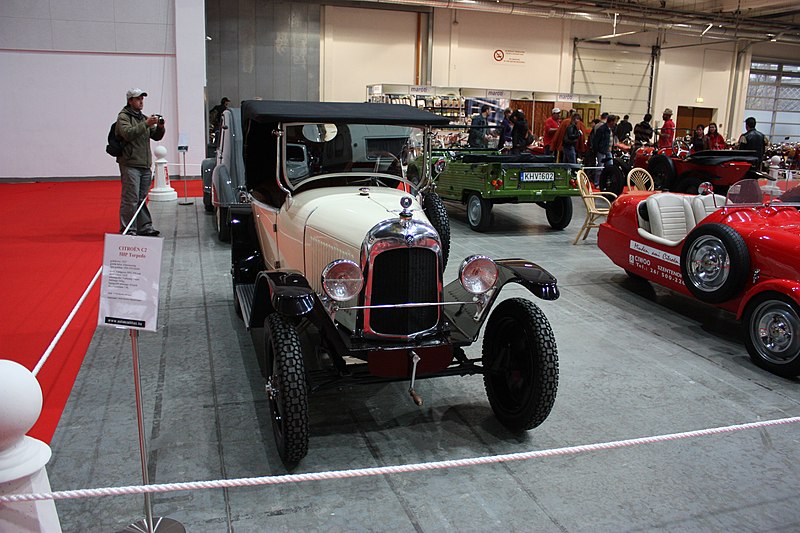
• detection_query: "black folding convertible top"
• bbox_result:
[241,100,452,126]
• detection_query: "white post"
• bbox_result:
[0,360,61,533]
[149,145,178,202]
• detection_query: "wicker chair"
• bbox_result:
[574,169,617,244]
[627,167,655,191]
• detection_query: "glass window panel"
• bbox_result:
[782,64,800,73]
[745,97,773,110]
[782,76,800,86]
[778,86,800,99]
[772,124,800,139]
[747,84,777,98]
[749,73,777,83]
[752,62,779,71]
[774,111,800,124]
[777,99,800,112]
[743,110,773,125]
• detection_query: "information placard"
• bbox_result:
[98,234,163,331]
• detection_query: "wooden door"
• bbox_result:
[676,106,715,139]
[532,101,554,140]
[510,99,535,134]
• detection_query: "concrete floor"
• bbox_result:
[48,196,800,532]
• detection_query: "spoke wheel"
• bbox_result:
[264,313,309,466]
[482,298,558,431]
[744,294,800,378]
[466,193,492,232]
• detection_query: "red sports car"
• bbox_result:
[597,179,800,378]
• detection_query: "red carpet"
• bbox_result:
[0,179,202,443]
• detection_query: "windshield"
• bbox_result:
[282,123,425,190]
[725,178,800,206]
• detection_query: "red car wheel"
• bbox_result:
[744,293,800,378]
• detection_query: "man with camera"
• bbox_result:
[115,88,166,236]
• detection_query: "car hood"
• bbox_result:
[292,186,426,248]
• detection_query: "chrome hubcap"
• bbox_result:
[467,197,481,225]
[688,236,729,291]
[752,301,800,364]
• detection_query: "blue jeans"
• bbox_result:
[563,144,576,164]
[593,151,612,186]
[119,164,154,234]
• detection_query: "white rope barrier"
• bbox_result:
[30,197,148,376]
[2,415,798,504]
[32,267,103,377]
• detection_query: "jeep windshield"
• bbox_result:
[282,123,424,190]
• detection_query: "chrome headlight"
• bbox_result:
[459,255,498,294]
[321,260,364,301]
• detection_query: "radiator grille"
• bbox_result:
[368,248,438,335]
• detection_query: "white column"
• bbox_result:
[174,0,208,178]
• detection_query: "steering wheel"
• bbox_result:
[673,138,691,158]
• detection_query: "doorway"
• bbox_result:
[676,106,715,140]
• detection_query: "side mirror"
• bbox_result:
[302,123,338,143]
[698,182,714,196]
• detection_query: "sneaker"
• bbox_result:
[139,228,160,237]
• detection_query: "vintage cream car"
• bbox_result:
[230,101,561,466]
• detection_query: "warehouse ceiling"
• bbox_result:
[358,0,800,44]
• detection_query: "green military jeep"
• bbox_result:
[424,151,582,231]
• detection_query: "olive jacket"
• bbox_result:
[115,106,165,168]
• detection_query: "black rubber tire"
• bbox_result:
[201,158,215,212]
[544,197,573,230]
[680,223,749,304]
[203,192,214,212]
[675,171,708,194]
[599,160,629,196]
[466,192,492,232]
[264,312,309,466]
[482,298,558,431]
[743,292,800,378]
[215,206,231,243]
[648,154,675,190]
[422,191,450,269]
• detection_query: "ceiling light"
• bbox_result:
[701,24,712,36]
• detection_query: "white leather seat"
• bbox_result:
[690,194,725,222]
[637,193,696,246]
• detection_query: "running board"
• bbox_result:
[235,283,255,329]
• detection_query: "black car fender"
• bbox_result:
[250,271,316,328]
[443,258,558,343]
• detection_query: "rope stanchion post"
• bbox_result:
[177,145,193,206]
[0,361,61,532]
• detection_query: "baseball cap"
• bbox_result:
[552,107,561,114]
[663,107,673,115]
[126,88,148,99]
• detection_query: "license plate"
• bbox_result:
[520,171,555,182]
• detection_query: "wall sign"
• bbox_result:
[493,49,526,65]
[98,234,164,332]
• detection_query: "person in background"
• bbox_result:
[562,113,583,164]
[209,97,230,132]
[116,88,165,237]
[634,113,654,146]
[616,114,633,143]
[468,104,492,148]
[510,110,531,154]
[551,109,574,162]
[592,114,617,186]
[705,122,726,150]
[496,107,513,149]
[658,108,675,150]
[543,107,561,155]
[691,124,706,153]
[737,116,767,165]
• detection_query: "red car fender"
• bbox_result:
[736,280,800,319]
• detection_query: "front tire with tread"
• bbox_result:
[466,192,492,232]
[422,191,451,269]
[482,298,558,431]
[264,313,309,466]
[680,223,749,304]
[544,197,573,230]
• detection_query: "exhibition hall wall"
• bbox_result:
[1,1,792,180]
